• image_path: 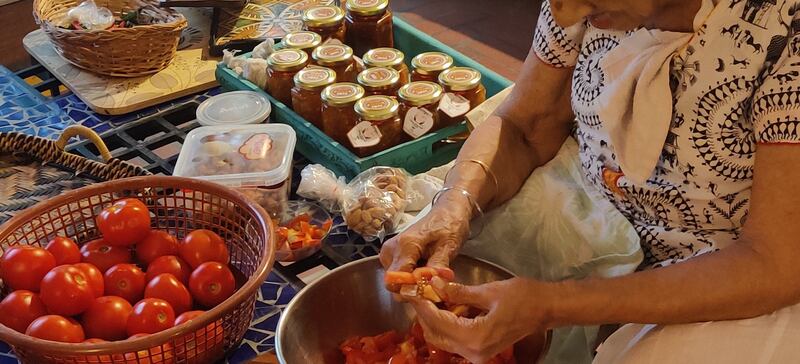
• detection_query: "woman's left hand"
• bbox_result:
[407,277,552,363]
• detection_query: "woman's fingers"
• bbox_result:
[443,282,493,311]
[378,236,397,270]
[425,236,459,273]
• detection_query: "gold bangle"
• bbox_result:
[432,187,485,239]
[446,159,499,204]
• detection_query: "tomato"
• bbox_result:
[126,298,175,336]
[104,264,146,304]
[146,255,192,285]
[412,267,438,282]
[179,230,229,269]
[0,246,56,292]
[80,239,132,273]
[74,262,105,298]
[82,296,134,341]
[0,290,48,333]
[83,338,106,344]
[428,345,454,364]
[25,315,85,343]
[96,198,151,246]
[45,236,81,266]
[174,310,204,326]
[384,271,417,292]
[188,262,236,308]
[145,274,193,315]
[173,310,223,363]
[40,265,95,316]
[135,230,179,266]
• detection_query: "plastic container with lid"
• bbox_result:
[196,91,272,126]
[350,95,403,157]
[173,124,297,217]
[303,5,347,43]
[321,82,365,149]
[282,31,323,57]
[363,48,409,86]
[312,44,362,83]
[357,67,401,97]
[438,66,486,127]
[292,66,337,129]
[398,81,444,139]
[345,0,394,57]
[267,49,310,107]
[411,52,454,83]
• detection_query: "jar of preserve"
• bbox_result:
[438,67,486,127]
[350,95,402,157]
[363,48,409,86]
[303,5,347,43]
[398,81,444,139]
[313,44,361,83]
[345,0,394,57]
[357,67,401,97]
[411,52,454,83]
[292,67,337,129]
[283,31,323,57]
[321,82,365,147]
[267,49,310,107]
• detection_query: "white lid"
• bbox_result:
[173,124,296,188]
[196,91,272,126]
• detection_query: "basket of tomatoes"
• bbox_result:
[0,175,275,363]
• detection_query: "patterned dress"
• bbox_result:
[533,0,800,267]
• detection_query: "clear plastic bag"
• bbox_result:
[65,0,114,30]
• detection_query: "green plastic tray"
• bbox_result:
[216,16,512,179]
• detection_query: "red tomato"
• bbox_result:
[80,239,132,273]
[188,262,236,308]
[83,338,106,344]
[81,296,134,341]
[384,271,417,292]
[136,230,179,266]
[96,198,151,246]
[173,310,224,362]
[40,265,95,316]
[25,315,85,343]
[179,230,230,269]
[0,246,56,292]
[45,237,81,266]
[174,310,204,326]
[126,298,175,336]
[128,333,149,340]
[146,255,192,285]
[0,290,48,333]
[145,274,193,315]
[104,264,146,304]
[74,263,105,298]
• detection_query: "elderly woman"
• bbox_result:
[380,0,800,362]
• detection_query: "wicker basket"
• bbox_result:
[32,0,187,77]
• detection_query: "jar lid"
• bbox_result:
[357,67,401,88]
[355,95,400,121]
[439,67,483,92]
[398,82,443,106]
[303,5,345,27]
[346,0,389,16]
[283,31,323,50]
[294,66,338,90]
[411,52,454,74]
[321,82,366,106]
[268,49,310,71]
[363,48,405,68]
[196,91,272,126]
[313,44,354,65]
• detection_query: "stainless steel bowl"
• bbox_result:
[276,255,549,363]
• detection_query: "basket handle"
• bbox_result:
[55,125,113,162]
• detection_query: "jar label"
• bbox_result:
[439,93,471,118]
[353,0,379,7]
[329,84,359,99]
[364,68,392,82]
[238,133,273,160]
[274,50,303,63]
[309,6,337,19]
[319,45,347,58]
[300,68,332,83]
[406,83,436,97]
[419,53,447,67]
[403,107,434,139]
[362,97,391,111]
[444,69,478,83]
[348,121,382,148]
[287,32,316,45]
[369,49,398,62]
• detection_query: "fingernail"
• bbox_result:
[431,276,448,300]
[400,284,418,298]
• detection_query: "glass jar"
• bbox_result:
[303,5,347,43]
[292,67,338,129]
[312,44,361,83]
[350,95,403,157]
[321,82,365,148]
[282,31,323,58]
[267,49,310,107]
[363,48,410,86]
[357,67,401,97]
[438,67,486,127]
[398,81,444,139]
[411,52,454,83]
[345,0,394,57]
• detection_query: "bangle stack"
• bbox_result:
[445,159,499,209]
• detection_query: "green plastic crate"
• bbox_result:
[216,16,512,179]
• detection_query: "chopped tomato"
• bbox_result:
[274,214,329,252]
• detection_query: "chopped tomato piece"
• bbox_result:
[412,267,438,282]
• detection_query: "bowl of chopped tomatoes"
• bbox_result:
[274,200,333,262]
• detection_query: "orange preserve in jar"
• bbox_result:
[350,95,403,157]
[267,49,310,107]
[438,67,486,127]
[345,0,394,57]
[292,67,337,129]
[398,81,444,139]
[283,31,323,57]
[363,48,409,86]
[411,52,454,83]
[303,5,347,43]
[357,67,401,97]
[321,82,365,148]
[313,44,361,83]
